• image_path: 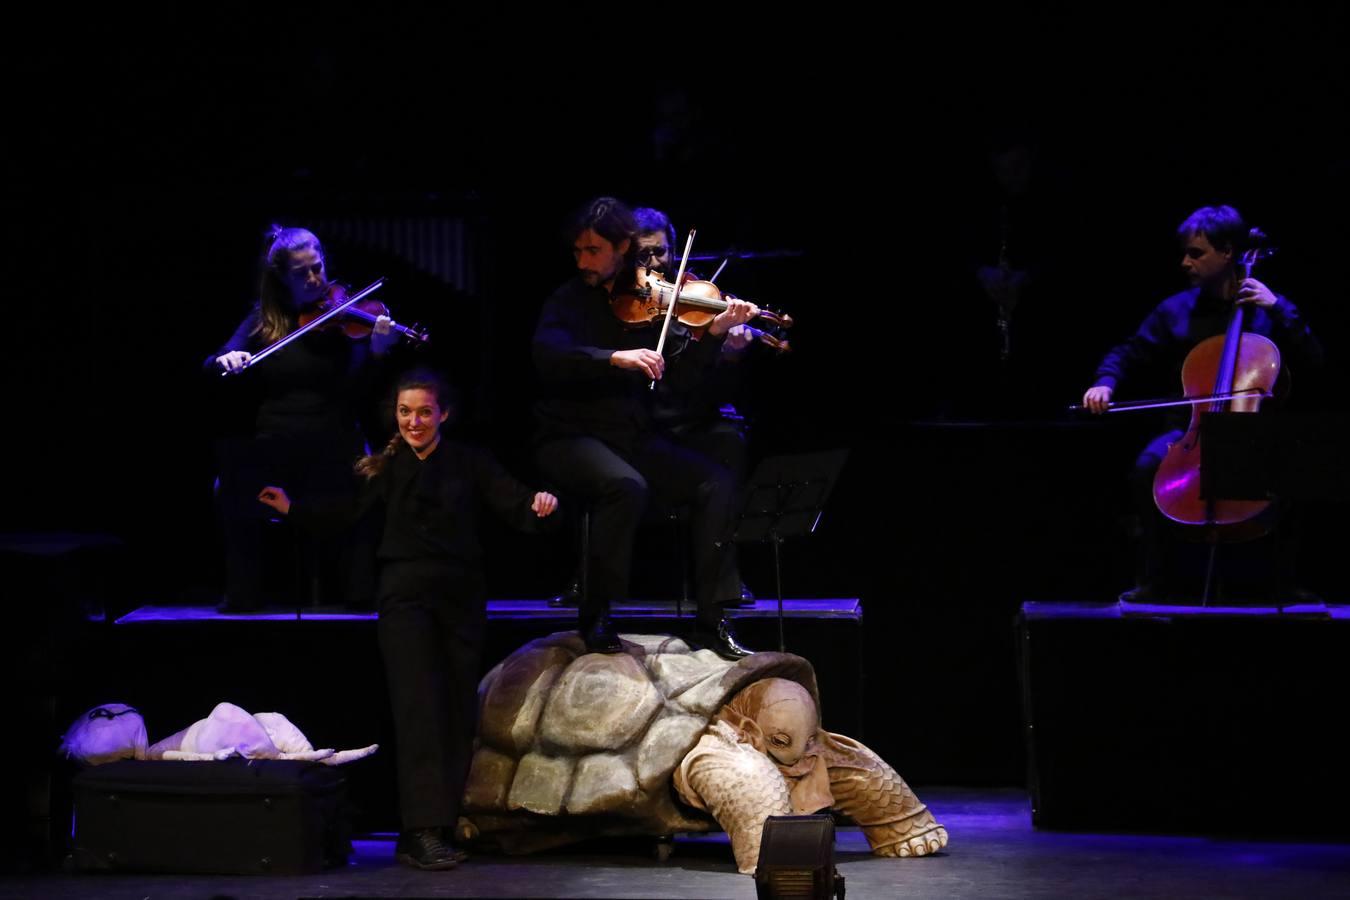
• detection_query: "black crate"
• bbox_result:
[72,758,349,875]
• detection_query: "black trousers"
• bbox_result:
[536,432,741,625]
[665,417,749,486]
[1131,429,1184,590]
[377,567,485,831]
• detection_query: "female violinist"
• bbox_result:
[1080,205,1323,602]
[206,225,397,612]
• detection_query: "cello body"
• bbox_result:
[1152,308,1281,527]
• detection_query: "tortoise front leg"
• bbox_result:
[674,722,794,874]
[821,732,948,857]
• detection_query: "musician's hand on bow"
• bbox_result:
[1236,278,1277,308]
[1083,385,1113,415]
[531,492,559,518]
[216,351,253,373]
[257,486,292,515]
[612,349,665,380]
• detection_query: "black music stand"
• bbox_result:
[1202,412,1350,502]
[1198,412,1350,607]
[732,450,849,652]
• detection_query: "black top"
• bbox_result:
[532,276,726,450]
[1093,288,1323,395]
[650,322,748,428]
[206,308,376,439]
[291,438,551,593]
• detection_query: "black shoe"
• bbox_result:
[1117,584,1160,604]
[215,596,263,614]
[549,578,581,608]
[396,828,459,871]
[690,617,754,660]
[721,583,757,609]
[436,829,470,863]
[1285,586,1325,607]
[579,615,624,654]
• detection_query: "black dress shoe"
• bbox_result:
[690,617,754,660]
[1278,586,1324,608]
[1117,584,1160,604]
[720,583,757,609]
[215,596,263,614]
[579,615,624,654]
[436,829,470,862]
[548,578,581,608]
[396,828,459,871]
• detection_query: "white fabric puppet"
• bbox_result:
[60,702,377,766]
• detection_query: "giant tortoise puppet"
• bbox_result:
[461,632,947,874]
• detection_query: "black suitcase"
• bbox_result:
[71,758,350,874]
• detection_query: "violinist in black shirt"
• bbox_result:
[207,225,397,611]
[532,197,757,658]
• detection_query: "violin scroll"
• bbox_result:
[302,282,430,344]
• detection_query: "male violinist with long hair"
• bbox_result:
[532,197,758,657]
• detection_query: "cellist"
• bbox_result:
[1081,205,1323,602]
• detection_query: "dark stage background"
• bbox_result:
[7,9,1350,796]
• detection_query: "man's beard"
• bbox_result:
[581,263,620,287]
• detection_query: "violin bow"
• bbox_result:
[650,228,696,390]
[225,277,387,376]
[708,257,730,284]
[1069,388,1272,413]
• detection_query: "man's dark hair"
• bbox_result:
[1177,205,1250,254]
[566,196,637,251]
[633,206,677,250]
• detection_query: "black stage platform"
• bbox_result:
[1019,601,1350,836]
[113,596,864,624]
[8,788,1350,899]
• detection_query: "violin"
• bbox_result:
[611,267,794,352]
[224,277,427,376]
[299,281,429,343]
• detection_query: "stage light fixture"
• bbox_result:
[754,814,845,900]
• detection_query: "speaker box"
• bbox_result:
[1018,603,1350,834]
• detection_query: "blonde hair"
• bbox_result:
[253,225,324,344]
[355,432,404,480]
